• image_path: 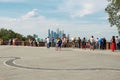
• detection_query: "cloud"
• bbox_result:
[0,9,118,39]
[58,0,108,18]
[0,9,62,38]
[21,9,40,19]
[71,3,94,18]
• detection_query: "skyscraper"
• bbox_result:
[48,29,50,37]
[51,30,54,38]
[47,28,67,40]
[53,32,57,39]
[57,28,59,37]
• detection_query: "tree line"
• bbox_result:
[0,28,33,41]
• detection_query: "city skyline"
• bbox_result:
[48,28,69,40]
[0,0,119,40]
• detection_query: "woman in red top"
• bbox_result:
[110,36,116,52]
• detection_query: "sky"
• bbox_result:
[0,0,119,40]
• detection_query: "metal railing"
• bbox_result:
[0,41,111,50]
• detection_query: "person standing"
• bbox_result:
[102,38,106,50]
[8,39,13,45]
[56,38,62,51]
[77,37,81,48]
[89,36,95,50]
[51,38,55,47]
[47,37,50,48]
[116,36,120,50]
[98,38,102,49]
[29,38,33,46]
[95,38,99,49]
[72,37,76,48]
[82,37,86,49]
[110,36,116,52]
[61,37,65,47]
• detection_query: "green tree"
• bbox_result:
[0,28,27,41]
[105,0,120,35]
[26,35,34,40]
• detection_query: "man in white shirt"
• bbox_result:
[90,36,95,50]
[47,37,50,48]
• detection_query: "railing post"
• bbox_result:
[106,42,110,49]
[21,41,25,46]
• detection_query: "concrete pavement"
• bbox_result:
[0,46,120,80]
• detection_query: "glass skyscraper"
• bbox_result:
[48,28,67,40]
[48,29,50,37]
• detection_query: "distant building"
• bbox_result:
[48,28,68,40]
[67,34,70,39]
[48,29,50,37]
[33,34,38,39]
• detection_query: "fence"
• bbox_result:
[0,41,111,50]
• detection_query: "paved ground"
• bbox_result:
[0,46,120,80]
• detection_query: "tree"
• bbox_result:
[26,35,34,40]
[0,28,26,41]
[105,0,120,35]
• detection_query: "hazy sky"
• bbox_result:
[0,0,119,40]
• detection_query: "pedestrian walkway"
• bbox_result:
[0,46,120,80]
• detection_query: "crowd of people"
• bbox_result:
[71,36,107,50]
[46,37,69,51]
[28,38,40,47]
[45,36,120,52]
[0,35,120,52]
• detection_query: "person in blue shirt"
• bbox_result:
[56,38,62,51]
